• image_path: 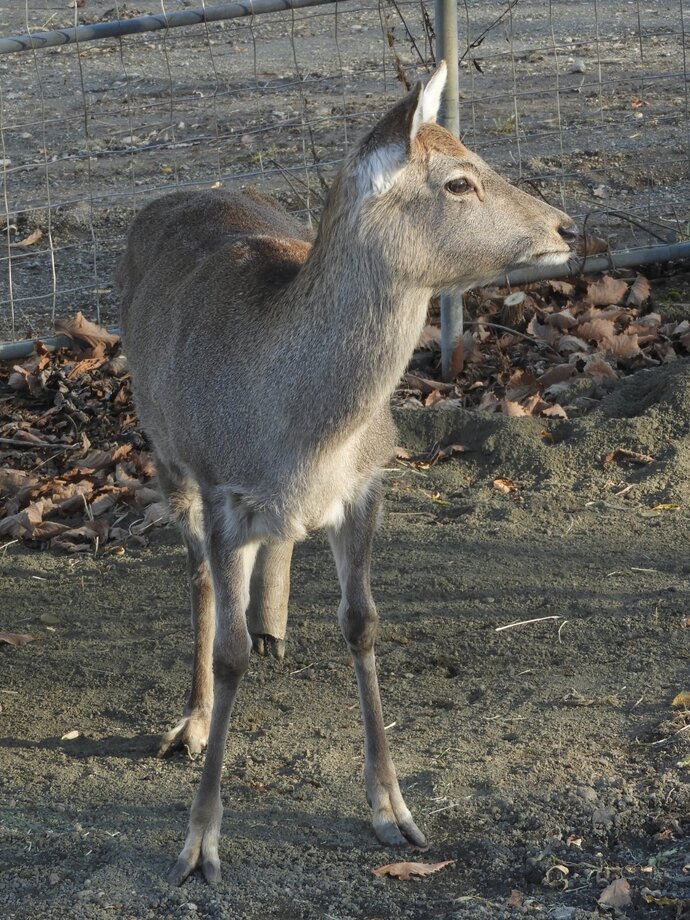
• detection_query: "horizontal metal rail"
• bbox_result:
[2,243,689,361]
[505,241,690,286]
[0,0,343,55]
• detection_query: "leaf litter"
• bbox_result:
[395,271,688,420]
[0,316,160,554]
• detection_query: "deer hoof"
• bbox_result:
[251,633,285,661]
[168,849,221,887]
[372,799,427,848]
[157,713,209,758]
[168,841,221,887]
[169,805,222,886]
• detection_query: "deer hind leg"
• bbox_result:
[247,540,293,661]
[156,461,215,758]
[328,484,426,848]
[169,500,258,886]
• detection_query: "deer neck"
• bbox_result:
[286,224,432,431]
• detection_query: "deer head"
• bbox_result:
[326,62,576,292]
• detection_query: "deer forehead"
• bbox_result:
[410,125,486,183]
[413,123,468,161]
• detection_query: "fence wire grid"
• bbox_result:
[0,0,688,342]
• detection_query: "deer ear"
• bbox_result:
[352,62,448,197]
[420,60,447,125]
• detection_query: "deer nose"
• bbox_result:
[558,222,579,244]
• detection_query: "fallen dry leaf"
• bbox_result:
[506,889,524,907]
[580,233,609,256]
[505,368,539,402]
[672,691,690,708]
[544,864,569,889]
[603,448,654,468]
[15,227,43,247]
[539,363,576,387]
[627,274,651,307]
[578,317,616,344]
[563,690,593,706]
[641,892,679,907]
[403,373,455,396]
[548,280,575,297]
[493,477,518,494]
[502,399,529,417]
[585,276,629,307]
[598,877,632,909]
[583,354,617,380]
[0,632,39,646]
[130,501,169,535]
[424,388,446,407]
[55,311,119,349]
[413,443,466,470]
[602,332,640,359]
[74,443,132,471]
[372,860,454,881]
[542,403,568,419]
[450,336,465,378]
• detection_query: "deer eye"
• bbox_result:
[445,177,474,196]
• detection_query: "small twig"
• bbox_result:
[557,620,569,643]
[0,437,75,450]
[290,662,314,676]
[496,614,563,632]
[465,319,563,359]
[427,801,463,815]
[386,0,428,68]
[384,721,397,731]
[459,0,521,62]
[82,493,94,522]
[648,723,690,746]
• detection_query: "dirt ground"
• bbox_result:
[2,360,690,920]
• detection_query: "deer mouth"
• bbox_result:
[531,248,573,266]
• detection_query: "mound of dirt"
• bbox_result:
[395,358,690,504]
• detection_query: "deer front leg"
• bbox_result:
[169,518,258,886]
[328,487,426,848]
[247,540,293,661]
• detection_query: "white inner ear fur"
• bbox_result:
[357,143,407,197]
[356,61,448,198]
[419,60,447,129]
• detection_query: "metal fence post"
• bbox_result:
[435,0,462,381]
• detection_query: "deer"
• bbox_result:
[118,61,577,885]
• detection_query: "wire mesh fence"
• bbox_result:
[0,0,688,342]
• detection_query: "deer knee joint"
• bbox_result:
[213,643,250,684]
[339,601,378,653]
